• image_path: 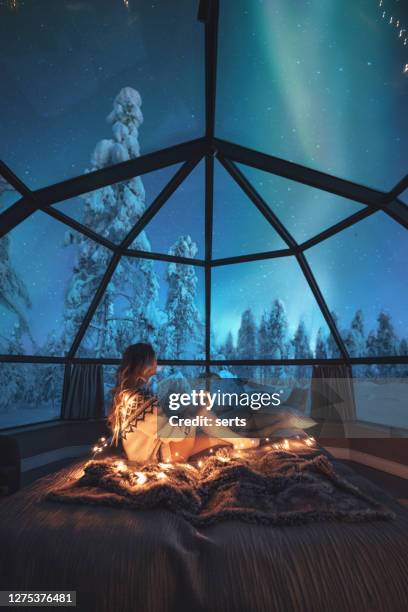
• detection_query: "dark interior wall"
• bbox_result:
[10,419,108,459]
[321,437,408,465]
[350,438,408,465]
[3,419,109,486]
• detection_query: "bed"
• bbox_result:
[0,454,407,612]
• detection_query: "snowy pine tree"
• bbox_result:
[0,324,29,415]
[398,338,408,377]
[222,331,235,360]
[399,338,408,357]
[292,320,312,379]
[63,87,161,356]
[257,311,271,383]
[327,311,341,358]
[0,198,32,352]
[268,299,288,380]
[375,311,398,377]
[159,236,204,360]
[236,308,257,379]
[315,327,328,359]
[345,310,366,357]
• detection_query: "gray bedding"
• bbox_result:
[0,457,407,612]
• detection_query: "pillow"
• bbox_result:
[226,408,316,436]
[251,409,316,432]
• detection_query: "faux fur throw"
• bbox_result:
[46,449,395,527]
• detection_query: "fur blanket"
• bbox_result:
[45,448,395,527]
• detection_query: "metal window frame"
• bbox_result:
[0,0,407,426]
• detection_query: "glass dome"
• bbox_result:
[0,0,407,429]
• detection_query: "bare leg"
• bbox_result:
[168,437,196,462]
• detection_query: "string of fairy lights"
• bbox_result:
[89,434,317,487]
[379,0,408,73]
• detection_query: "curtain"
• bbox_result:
[62,364,104,420]
[310,364,356,422]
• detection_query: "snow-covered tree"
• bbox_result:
[399,338,408,357]
[159,236,204,360]
[376,311,398,356]
[327,311,341,358]
[257,311,271,383]
[292,320,312,379]
[268,299,288,379]
[30,332,64,412]
[375,311,398,377]
[63,88,161,356]
[345,310,365,357]
[222,331,235,360]
[0,324,27,414]
[236,308,257,379]
[257,299,288,381]
[315,327,328,359]
[0,183,32,352]
[398,338,408,377]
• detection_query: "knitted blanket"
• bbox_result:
[45,448,395,527]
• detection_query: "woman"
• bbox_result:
[108,342,258,463]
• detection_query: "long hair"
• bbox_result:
[108,343,157,445]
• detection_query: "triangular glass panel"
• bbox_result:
[1,3,204,187]
[54,163,183,245]
[211,255,336,362]
[216,1,406,190]
[400,188,408,206]
[129,161,204,259]
[0,211,112,356]
[212,160,287,259]
[78,256,205,360]
[238,164,364,244]
[305,212,408,357]
[0,175,21,213]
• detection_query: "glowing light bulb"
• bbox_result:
[157,472,167,480]
[135,472,147,485]
[116,461,127,472]
[93,446,98,452]
[198,460,203,468]
[283,439,290,450]
[100,437,106,442]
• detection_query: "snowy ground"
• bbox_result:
[0,403,60,429]
[353,380,408,430]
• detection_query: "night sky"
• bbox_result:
[0,0,407,356]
